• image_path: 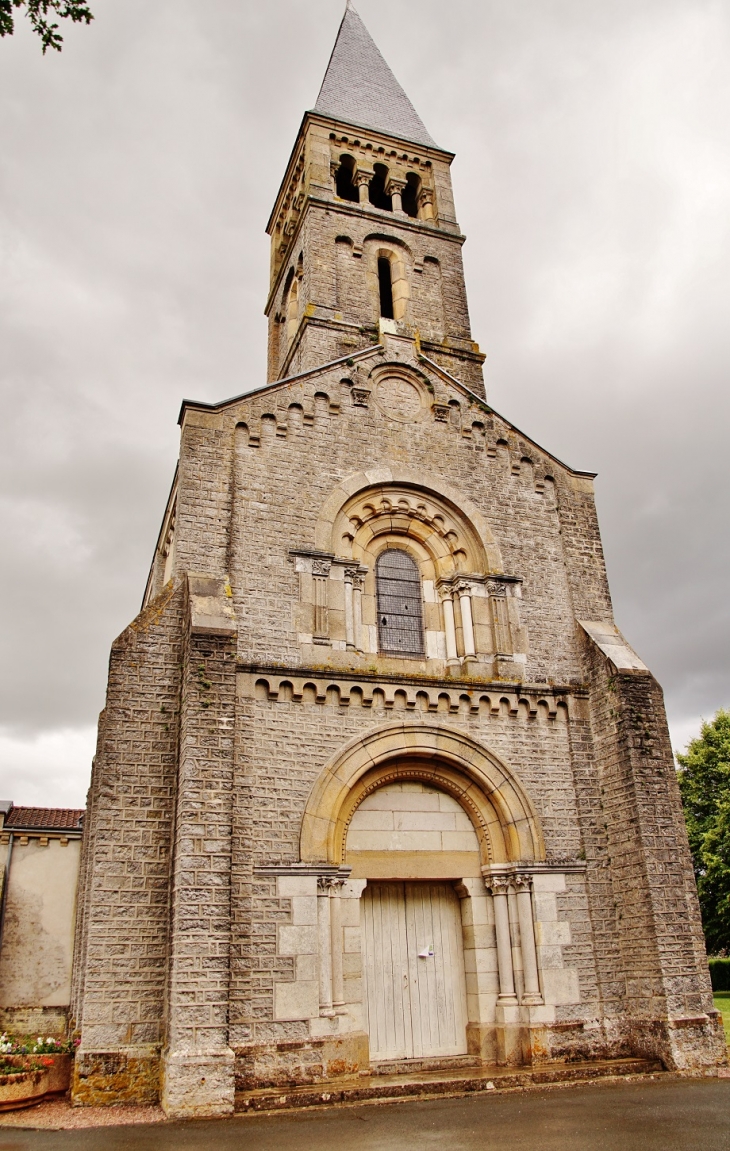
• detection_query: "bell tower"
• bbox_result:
[265,3,486,396]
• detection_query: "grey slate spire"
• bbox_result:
[314,3,438,148]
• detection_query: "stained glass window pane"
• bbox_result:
[376,550,424,656]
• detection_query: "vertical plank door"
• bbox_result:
[362,881,468,1060]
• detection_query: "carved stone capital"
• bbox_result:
[317,876,344,894]
[485,874,511,897]
[432,402,450,422]
[386,176,407,196]
[344,567,365,590]
[312,559,331,577]
[513,873,533,893]
[452,578,474,598]
[351,388,370,408]
[353,168,374,188]
[436,578,455,601]
[486,578,508,597]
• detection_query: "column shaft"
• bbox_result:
[442,594,458,662]
[353,584,363,652]
[516,882,542,1004]
[317,882,334,1016]
[330,886,345,1013]
[492,889,518,1003]
[344,577,355,649]
[458,590,476,657]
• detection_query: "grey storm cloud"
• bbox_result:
[1,0,728,805]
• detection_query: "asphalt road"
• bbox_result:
[1,1078,729,1151]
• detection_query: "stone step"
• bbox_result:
[235,1057,665,1114]
[371,1054,482,1076]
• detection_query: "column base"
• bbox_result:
[161,1049,235,1119]
[622,1014,727,1071]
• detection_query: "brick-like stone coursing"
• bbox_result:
[72,47,725,1110]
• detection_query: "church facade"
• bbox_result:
[70,6,724,1118]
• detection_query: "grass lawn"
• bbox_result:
[713,991,730,1044]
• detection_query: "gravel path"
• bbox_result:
[0,1098,166,1129]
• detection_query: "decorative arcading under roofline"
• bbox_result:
[238,666,579,721]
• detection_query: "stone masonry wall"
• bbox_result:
[191,355,597,687]
[274,204,484,394]
[584,635,724,1067]
[72,579,184,1105]
[228,685,600,1048]
[161,576,238,1118]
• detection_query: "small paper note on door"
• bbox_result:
[418,945,434,958]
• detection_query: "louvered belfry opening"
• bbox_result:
[376,549,424,656]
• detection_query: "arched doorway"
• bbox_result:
[349,779,476,1060]
[300,723,545,1066]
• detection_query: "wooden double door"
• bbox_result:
[361,881,468,1061]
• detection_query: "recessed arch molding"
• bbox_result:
[299,721,545,867]
[314,462,505,573]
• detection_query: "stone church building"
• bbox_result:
[69,4,724,1118]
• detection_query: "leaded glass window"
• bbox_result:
[376,550,424,656]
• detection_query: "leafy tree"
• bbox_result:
[677,709,730,954]
[0,0,93,53]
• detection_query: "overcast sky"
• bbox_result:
[1,0,728,807]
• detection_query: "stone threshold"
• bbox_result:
[371,1053,482,1076]
[235,1057,664,1113]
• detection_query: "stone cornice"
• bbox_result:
[254,863,351,878]
[238,662,588,698]
[483,860,587,877]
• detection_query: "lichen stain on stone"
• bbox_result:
[325,1058,358,1077]
[72,1054,160,1107]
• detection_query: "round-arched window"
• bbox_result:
[376,550,424,656]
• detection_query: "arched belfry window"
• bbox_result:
[376,550,424,656]
[369,164,392,211]
[378,257,394,319]
[335,155,359,202]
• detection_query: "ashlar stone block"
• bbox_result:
[273,980,319,1022]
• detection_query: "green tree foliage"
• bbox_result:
[677,709,730,954]
[0,0,93,53]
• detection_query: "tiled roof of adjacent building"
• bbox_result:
[4,806,84,831]
[313,3,438,149]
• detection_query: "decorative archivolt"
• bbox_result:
[299,722,546,867]
[318,464,501,581]
[341,486,477,577]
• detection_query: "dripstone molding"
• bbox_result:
[70,4,725,1118]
